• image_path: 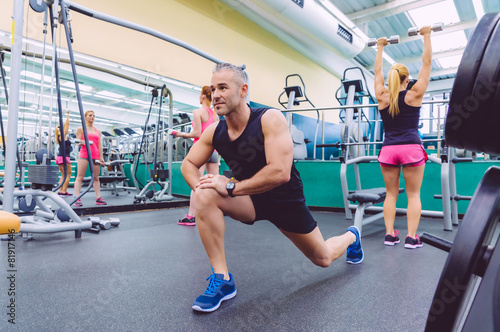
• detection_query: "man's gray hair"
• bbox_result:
[213,63,247,85]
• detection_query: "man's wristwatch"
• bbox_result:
[226,181,236,197]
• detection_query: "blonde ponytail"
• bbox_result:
[55,126,61,145]
[387,64,409,117]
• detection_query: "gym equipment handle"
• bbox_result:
[421,232,452,252]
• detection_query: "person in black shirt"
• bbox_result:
[181,63,363,313]
[55,110,72,196]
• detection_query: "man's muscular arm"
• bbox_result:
[197,109,292,196]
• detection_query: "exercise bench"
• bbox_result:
[347,187,404,236]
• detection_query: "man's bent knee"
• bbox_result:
[195,187,222,208]
[309,256,331,268]
[308,245,333,268]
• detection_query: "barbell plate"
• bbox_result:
[494,263,500,330]
[445,12,500,149]
[463,22,500,154]
[482,51,500,155]
[424,166,500,331]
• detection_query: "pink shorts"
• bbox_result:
[55,156,71,165]
[378,144,428,167]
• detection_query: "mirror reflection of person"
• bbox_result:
[55,110,72,196]
[73,110,106,207]
[172,86,219,226]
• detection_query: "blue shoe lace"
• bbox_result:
[347,245,358,257]
[203,271,224,296]
[347,228,360,256]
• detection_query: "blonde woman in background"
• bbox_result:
[55,110,72,196]
[374,26,433,249]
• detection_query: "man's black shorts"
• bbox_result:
[250,195,317,234]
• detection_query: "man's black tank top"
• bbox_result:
[212,107,305,202]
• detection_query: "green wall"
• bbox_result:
[167,159,497,215]
[295,160,497,214]
[7,159,497,215]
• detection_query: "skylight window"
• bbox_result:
[472,0,485,20]
[129,98,151,106]
[437,54,463,69]
[431,31,467,53]
[408,0,460,27]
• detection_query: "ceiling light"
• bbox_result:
[96,90,126,99]
[128,98,151,106]
[20,71,52,82]
[100,105,128,111]
[62,81,94,92]
[20,79,42,87]
[78,101,100,107]
[161,77,202,91]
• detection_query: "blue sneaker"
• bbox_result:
[192,268,237,312]
[346,226,364,264]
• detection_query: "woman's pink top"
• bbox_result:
[193,107,216,144]
[79,128,100,159]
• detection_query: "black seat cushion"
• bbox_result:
[347,187,404,204]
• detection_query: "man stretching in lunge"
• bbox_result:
[181,63,363,312]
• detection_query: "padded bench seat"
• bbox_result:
[83,176,128,184]
[348,187,405,204]
[347,187,405,236]
[98,176,128,184]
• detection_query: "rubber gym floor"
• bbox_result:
[0,203,461,332]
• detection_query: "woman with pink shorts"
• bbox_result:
[374,26,434,249]
[73,110,106,207]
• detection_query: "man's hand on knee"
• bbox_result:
[196,174,233,197]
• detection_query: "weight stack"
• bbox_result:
[28,164,59,190]
[149,169,169,181]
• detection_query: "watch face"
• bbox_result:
[227,182,235,190]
